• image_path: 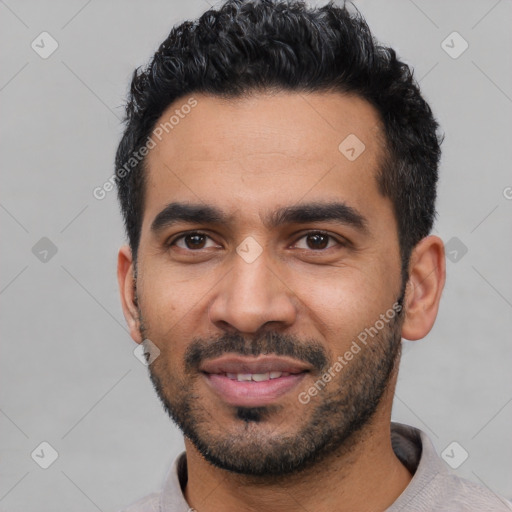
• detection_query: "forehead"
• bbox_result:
[142,91,388,229]
[149,90,383,160]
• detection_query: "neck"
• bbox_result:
[183,407,412,512]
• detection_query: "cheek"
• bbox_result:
[137,274,196,348]
[292,267,389,340]
[140,263,203,315]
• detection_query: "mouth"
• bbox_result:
[209,370,297,381]
[199,355,311,406]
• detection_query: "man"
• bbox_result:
[115,0,511,510]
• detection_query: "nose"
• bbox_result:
[208,250,297,334]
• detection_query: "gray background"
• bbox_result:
[1,0,511,510]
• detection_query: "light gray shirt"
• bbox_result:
[119,422,512,511]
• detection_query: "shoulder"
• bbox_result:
[116,492,160,512]
[427,472,512,511]
[115,450,189,512]
[389,423,512,512]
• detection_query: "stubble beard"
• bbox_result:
[135,278,406,479]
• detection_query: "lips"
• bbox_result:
[199,354,312,375]
[199,355,311,406]
[222,371,292,382]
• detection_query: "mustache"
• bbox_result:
[184,331,329,374]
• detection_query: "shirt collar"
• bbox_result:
[159,422,446,511]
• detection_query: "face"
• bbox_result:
[130,91,406,477]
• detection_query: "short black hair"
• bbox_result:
[115,0,442,278]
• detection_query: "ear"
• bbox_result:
[401,235,446,341]
[117,244,143,344]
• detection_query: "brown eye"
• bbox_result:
[169,232,216,250]
[183,233,206,249]
[306,233,329,249]
[294,231,341,251]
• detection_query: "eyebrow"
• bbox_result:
[150,201,369,235]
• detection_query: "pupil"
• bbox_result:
[309,233,328,249]
[187,234,205,248]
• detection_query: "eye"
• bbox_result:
[293,231,343,251]
[168,232,218,250]
[166,230,345,253]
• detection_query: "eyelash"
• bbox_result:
[166,230,346,252]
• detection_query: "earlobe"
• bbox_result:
[401,235,446,341]
[117,245,143,343]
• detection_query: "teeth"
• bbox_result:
[223,371,290,381]
[251,372,270,381]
